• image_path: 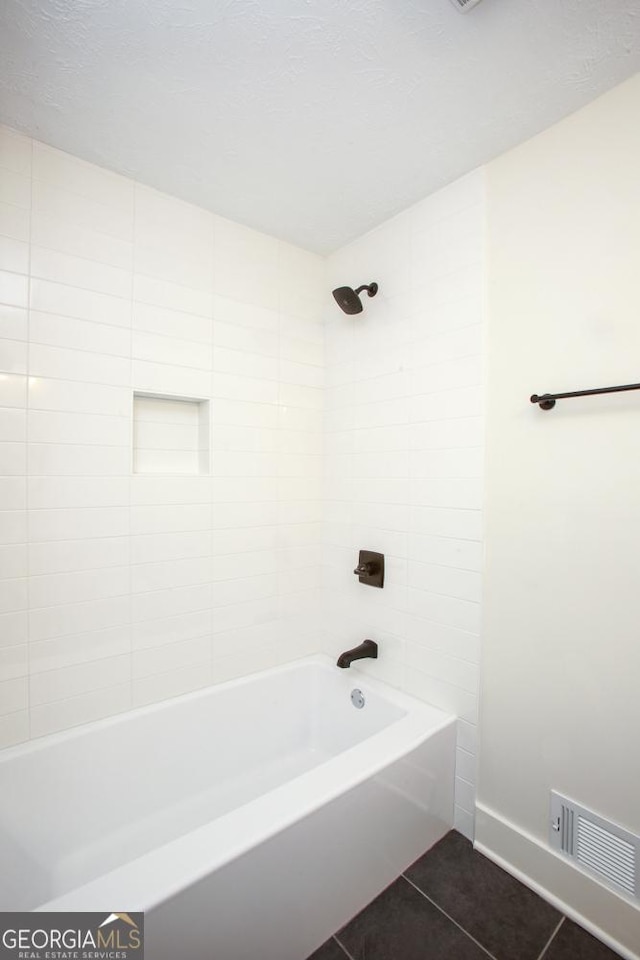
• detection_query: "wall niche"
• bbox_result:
[133,393,210,475]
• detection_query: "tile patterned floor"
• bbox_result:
[307,831,623,960]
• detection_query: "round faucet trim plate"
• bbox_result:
[351,688,365,709]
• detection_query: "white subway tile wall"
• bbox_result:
[0,124,484,838]
[0,124,325,746]
[323,170,485,840]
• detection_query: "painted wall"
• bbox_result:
[478,73,640,952]
[0,125,324,745]
[324,171,485,839]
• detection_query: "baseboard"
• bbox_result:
[474,802,640,960]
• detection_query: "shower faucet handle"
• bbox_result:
[353,550,384,588]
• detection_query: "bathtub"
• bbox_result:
[0,654,456,960]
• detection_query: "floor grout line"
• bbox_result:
[333,933,357,960]
[401,873,500,960]
[536,917,565,960]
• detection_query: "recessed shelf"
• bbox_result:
[133,392,210,475]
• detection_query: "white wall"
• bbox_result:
[0,125,324,745]
[0,123,486,846]
[323,171,485,839]
[479,73,640,954]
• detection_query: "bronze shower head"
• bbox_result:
[332,282,378,314]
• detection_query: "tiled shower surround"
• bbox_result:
[0,125,482,838]
[0,125,325,744]
[323,172,484,839]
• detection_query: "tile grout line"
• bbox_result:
[333,934,357,960]
[401,873,500,960]
[536,917,565,960]
[128,170,136,714]
[26,132,34,741]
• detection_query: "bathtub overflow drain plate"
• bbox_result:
[351,688,365,709]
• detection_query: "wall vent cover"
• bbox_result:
[550,791,639,901]
[449,0,484,12]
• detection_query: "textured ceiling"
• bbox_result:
[1,0,639,253]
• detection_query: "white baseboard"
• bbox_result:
[474,802,640,960]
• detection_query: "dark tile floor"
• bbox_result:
[307,831,623,960]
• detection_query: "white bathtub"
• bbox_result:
[0,654,455,960]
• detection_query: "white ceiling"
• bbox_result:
[1,1,639,253]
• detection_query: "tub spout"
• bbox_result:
[336,639,378,668]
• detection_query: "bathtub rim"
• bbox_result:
[0,653,449,766]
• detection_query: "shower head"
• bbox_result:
[332,282,378,315]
